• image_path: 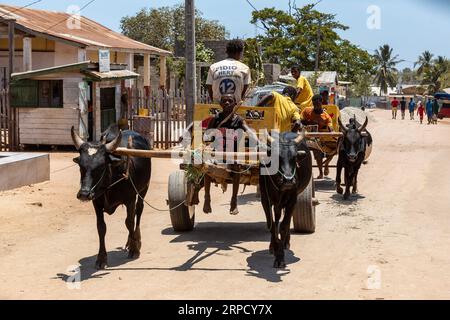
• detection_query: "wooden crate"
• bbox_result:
[132,116,155,150]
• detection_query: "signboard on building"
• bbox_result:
[99,50,110,73]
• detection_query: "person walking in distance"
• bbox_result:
[426,98,434,125]
[409,98,416,121]
[391,97,399,120]
[400,97,407,120]
[417,101,425,124]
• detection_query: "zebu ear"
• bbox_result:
[359,117,369,133]
[108,154,125,167]
[104,131,122,153]
[71,126,85,150]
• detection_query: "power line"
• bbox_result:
[0,0,43,19]
[40,0,96,33]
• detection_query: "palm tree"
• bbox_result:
[414,51,434,75]
[422,56,449,94]
[374,44,403,96]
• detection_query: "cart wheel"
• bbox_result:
[168,171,195,232]
[293,177,316,234]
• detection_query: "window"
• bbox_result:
[11,80,63,108]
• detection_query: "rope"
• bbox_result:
[51,163,77,174]
[128,173,186,213]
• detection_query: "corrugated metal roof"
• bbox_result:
[0,5,171,56]
[301,71,338,85]
[11,61,91,81]
[83,69,140,81]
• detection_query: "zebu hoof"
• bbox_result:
[95,259,107,270]
[324,168,330,177]
[352,190,358,195]
[203,204,212,214]
[128,250,140,260]
[337,187,344,195]
[273,259,287,269]
[230,208,239,216]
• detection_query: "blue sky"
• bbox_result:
[5,0,450,70]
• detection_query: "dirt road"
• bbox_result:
[1,109,449,300]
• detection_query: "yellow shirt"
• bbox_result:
[295,76,314,108]
[271,92,301,132]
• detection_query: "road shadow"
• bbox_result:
[54,248,136,283]
[55,222,303,283]
[163,222,267,272]
[314,178,336,192]
[246,250,301,283]
[237,193,261,206]
[163,222,302,282]
[331,193,366,205]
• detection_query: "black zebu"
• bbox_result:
[336,117,371,200]
[71,126,152,270]
[260,132,312,268]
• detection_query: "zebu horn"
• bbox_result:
[105,131,123,152]
[71,126,84,150]
[359,117,369,133]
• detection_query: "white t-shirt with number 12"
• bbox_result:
[206,58,251,103]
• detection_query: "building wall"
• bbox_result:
[18,76,82,145]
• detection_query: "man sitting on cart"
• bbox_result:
[256,86,303,133]
[301,94,336,179]
[203,94,260,216]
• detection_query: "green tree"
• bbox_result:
[422,56,449,94]
[352,74,373,105]
[120,4,228,51]
[250,4,375,82]
[243,38,265,86]
[374,44,403,95]
[414,50,434,76]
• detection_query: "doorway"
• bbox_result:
[100,87,116,132]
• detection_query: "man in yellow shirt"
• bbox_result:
[291,65,314,109]
[257,86,302,132]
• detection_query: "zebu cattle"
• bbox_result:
[71,126,151,269]
[260,132,312,268]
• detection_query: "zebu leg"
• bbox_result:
[134,186,148,254]
[352,168,360,194]
[344,168,352,200]
[281,201,296,250]
[125,199,140,259]
[94,200,107,270]
[272,206,286,269]
[336,157,344,195]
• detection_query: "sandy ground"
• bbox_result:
[0,109,449,300]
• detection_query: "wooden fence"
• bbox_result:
[0,67,18,152]
[129,89,210,150]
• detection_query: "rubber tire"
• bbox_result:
[168,171,195,232]
[293,177,316,234]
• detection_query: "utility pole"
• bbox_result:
[315,20,321,71]
[185,0,196,125]
[7,19,16,151]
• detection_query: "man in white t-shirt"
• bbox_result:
[206,39,251,104]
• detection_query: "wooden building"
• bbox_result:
[0,4,171,146]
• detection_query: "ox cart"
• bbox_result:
[114,104,343,234]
